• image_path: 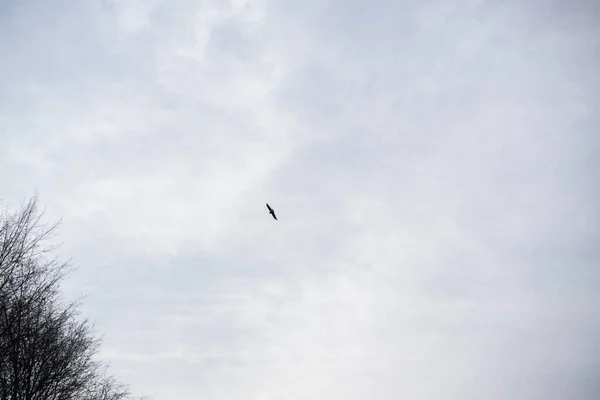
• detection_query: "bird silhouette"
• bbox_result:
[266,203,277,220]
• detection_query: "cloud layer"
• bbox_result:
[1,0,599,399]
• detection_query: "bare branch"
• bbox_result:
[1,195,142,400]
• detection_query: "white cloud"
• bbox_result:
[1,0,599,399]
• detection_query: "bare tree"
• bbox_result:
[0,195,141,400]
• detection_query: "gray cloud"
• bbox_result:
[1,0,599,399]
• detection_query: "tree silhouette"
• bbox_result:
[0,195,141,400]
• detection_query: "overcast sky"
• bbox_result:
[1,0,599,399]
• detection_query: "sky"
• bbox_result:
[1,0,599,399]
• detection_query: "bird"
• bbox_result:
[266,203,277,220]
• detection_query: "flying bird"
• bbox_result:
[266,203,277,220]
